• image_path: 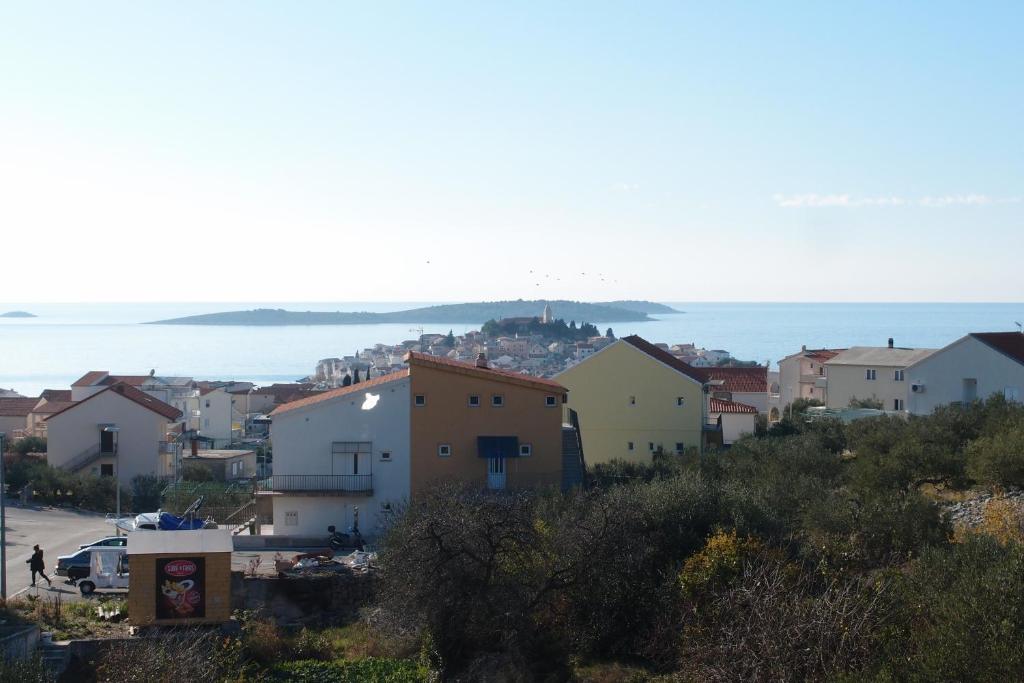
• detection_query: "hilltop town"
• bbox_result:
[308,303,744,387]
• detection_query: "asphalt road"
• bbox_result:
[2,503,114,601]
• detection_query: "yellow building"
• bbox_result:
[556,335,707,464]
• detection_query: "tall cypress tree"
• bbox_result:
[353,367,362,384]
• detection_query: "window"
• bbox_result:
[629,395,636,406]
[438,444,451,457]
[492,394,504,407]
[468,394,480,407]
[205,400,211,408]
[675,442,685,454]
[380,502,393,514]
[100,464,113,477]
[676,397,685,407]
[627,441,634,451]
[648,442,655,452]
[893,398,905,411]
[866,369,877,380]
[519,443,532,457]
[380,451,392,461]
[284,511,298,527]
[545,395,557,407]
[894,369,905,381]
[414,394,426,407]
[819,366,825,376]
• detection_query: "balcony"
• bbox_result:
[256,474,373,496]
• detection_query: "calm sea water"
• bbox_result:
[1,302,1022,396]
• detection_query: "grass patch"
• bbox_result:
[270,658,430,682]
[6,594,129,641]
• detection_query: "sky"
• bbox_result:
[1,2,1022,303]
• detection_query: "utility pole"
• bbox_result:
[1,431,7,600]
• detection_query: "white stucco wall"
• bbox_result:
[199,389,233,443]
[269,377,411,536]
[711,412,757,445]
[907,336,1024,415]
[824,364,910,411]
[46,390,173,482]
[730,391,768,414]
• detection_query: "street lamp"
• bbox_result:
[103,426,121,534]
[1,431,7,600]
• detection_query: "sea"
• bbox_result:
[1,302,1022,397]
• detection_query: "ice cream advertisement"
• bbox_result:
[156,557,206,619]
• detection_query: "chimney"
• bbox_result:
[191,439,199,456]
[888,337,894,349]
[475,353,489,369]
[801,344,806,352]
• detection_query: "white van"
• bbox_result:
[78,547,130,596]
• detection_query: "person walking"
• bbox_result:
[27,544,52,588]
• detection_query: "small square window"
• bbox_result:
[380,502,393,514]
[865,369,877,381]
[627,441,634,451]
[629,396,636,405]
[520,443,532,457]
[438,444,451,457]
[893,398,904,411]
[675,442,685,453]
[380,451,392,461]
[648,442,655,452]
[492,394,504,407]
[468,395,480,407]
[894,370,905,381]
[545,395,557,407]
[676,397,685,407]
[414,394,426,406]
[284,511,298,527]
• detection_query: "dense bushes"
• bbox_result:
[3,456,132,512]
[375,395,1024,680]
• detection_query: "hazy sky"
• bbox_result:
[2,2,1021,303]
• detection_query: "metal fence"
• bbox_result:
[256,474,373,493]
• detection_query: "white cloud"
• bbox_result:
[773,193,1020,208]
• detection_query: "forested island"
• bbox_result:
[146,300,680,326]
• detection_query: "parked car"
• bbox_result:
[78,536,127,550]
[78,547,129,596]
[56,548,93,584]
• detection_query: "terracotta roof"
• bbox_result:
[72,370,109,387]
[32,400,77,414]
[702,366,767,393]
[253,383,321,403]
[40,389,72,402]
[0,397,38,417]
[709,397,758,414]
[620,336,707,383]
[804,349,844,362]
[405,352,567,392]
[971,332,1024,366]
[270,371,411,416]
[45,383,182,422]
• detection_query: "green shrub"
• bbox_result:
[130,474,165,512]
[966,422,1024,487]
[271,658,429,682]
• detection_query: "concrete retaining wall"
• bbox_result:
[0,625,39,660]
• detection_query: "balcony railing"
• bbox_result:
[256,474,373,494]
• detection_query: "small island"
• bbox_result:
[146,300,680,326]
[0,310,36,318]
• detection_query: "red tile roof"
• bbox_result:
[253,383,322,404]
[40,389,72,402]
[45,383,182,422]
[709,397,758,414]
[804,349,844,362]
[972,332,1024,366]
[270,371,411,416]
[0,397,38,417]
[621,336,707,383]
[702,366,768,393]
[405,352,567,392]
[105,375,152,387]
[32,400,77,415]
[72,370,109,387]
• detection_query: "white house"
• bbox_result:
[824,341,936,412]
[708,397,758,445]
[267,373,412,537]
[197,385,234,445]
[906,332,1024,415]
[45,383,183,483]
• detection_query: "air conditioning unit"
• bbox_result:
[910,382,925,393]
